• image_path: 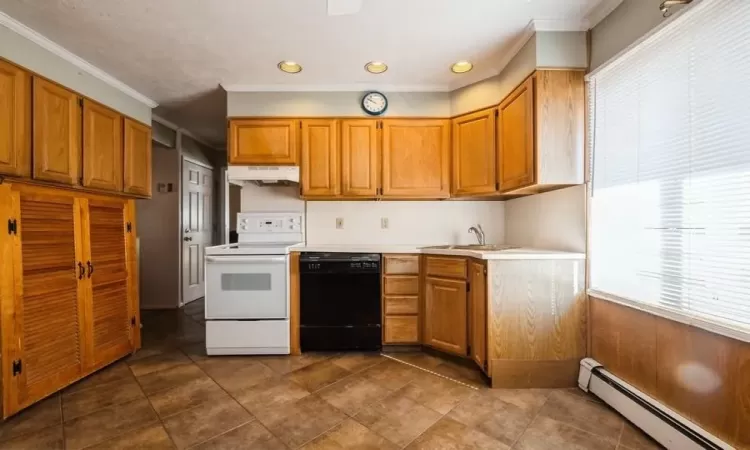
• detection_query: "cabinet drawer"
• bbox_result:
[384,296,419,315]
[383,255,419,275]
[383,275,419,295]
[425,256,467,279]
[384,316,419,344]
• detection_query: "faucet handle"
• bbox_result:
[476,224,484,233]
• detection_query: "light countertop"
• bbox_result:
[290,244,585,260]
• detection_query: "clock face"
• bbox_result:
[362,92,388,116]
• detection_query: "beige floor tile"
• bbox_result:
[447,390,539,446]
[431,361,487,388]
[354,392,442,447]
[538,390,624,442]
[234,378,311,424]
[127,350,192,377]
[162,397,252,449]
[359,359,420,391]
[198,357,279,394]
[514,416,618,450]
[0,394,61,441]
[65,362,133,394]
[192,421,287,450]
[63,398,159,450]
[288,361,352,392]
[302,418,399,450]
[0,424,64,450]
[619,421,664,450]
[317,373,393,416]
[136,363,209,395]
[148,376,228,419]
[330,353,384,373]
[406,417,509,450]
[87,423,174,449]
[383,352,445,370]
[62,376,145,421]
[260,353,334,375]
[262,395,347,449]
[398,371,474,414]
[180,343,209,363]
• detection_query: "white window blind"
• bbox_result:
[588,0,750,341]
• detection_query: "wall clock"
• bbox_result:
[361,91,388,116]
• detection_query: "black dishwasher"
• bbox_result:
[300,253,381,351]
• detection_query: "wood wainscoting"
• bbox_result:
[590,297,750,449]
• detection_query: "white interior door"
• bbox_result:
[182,160,213,305]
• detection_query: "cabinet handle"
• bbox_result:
[87,261,94,278]
[78,262,85,280]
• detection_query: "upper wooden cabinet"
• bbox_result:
[452,108,496,196]
[381,119,450,198]
[123,118,152,197]
[33,77,81,185]
[82,100,123,192]
[497,70,585,194]
[229,119,298,165]
[0,60,31,178]
[300,119,339,197]
[424,276,468,356]
[340,119,379,197]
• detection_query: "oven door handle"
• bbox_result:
[205,256,287,264]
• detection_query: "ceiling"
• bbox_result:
[0,0,613,146]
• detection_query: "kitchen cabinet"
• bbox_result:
[452,108,496,196]
[123,117,152,197]
[469,260,487,372]
[382,254,420,345]
[33,77,81,185]
[229,118,298,165]
[300,119,339,197]
[0,60,31,177]
[381,119,450,198]
[340,119,379,197]
[498,77,535,191]
[424,275,468,356]
[0,183,139,418]
[82,100,123,192]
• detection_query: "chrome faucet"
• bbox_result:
[468,224,486,245]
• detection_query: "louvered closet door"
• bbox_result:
[3,188,86,415]
[84,199,133,369]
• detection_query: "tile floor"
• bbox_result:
[0,299,663,449]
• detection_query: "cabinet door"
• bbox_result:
[498,77,535,192]
[81,198,134,370]
[33,77,81,185]
[452,108,496,195]
[123,118,152,197]
[381,119,450,198]
[0,60,31,177]
[424,276,467,356]
[82,100,123,192]
[469,261,487,372]
[341,119,379,197]
[1,187,87,417]
[229,119,298,165]
[300,119,339,197]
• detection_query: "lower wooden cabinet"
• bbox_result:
[0,183,139,418]
[469,261,487,372]
[424,276,468,356]
[382,255,420,345]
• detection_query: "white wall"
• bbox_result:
[240,183,305,212]
[0,22,152,124]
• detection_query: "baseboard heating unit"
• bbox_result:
[578,358,733,450]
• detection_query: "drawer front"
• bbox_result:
[383,275,419,295]
[384,296,419,315]
[384,316,419,344]
[425,256,467,279]
[383,255,419,275]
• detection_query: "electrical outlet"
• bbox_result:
[381,217,389,229]
[336,218,344,229]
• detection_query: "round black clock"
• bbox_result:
[361,91,388,116]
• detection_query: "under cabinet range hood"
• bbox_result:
[227,165,299,186]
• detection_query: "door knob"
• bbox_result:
[184,229,191,233]
[183,236,192,242]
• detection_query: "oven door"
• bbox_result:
[205,255,288,320]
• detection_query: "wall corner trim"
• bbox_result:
[0,11,158,108]
[583,0,625,29]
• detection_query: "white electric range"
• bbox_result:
[204,212,304,355]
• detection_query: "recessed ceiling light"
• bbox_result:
[451,61,473,74]
[365,61,388,74]
[278,61,302,74]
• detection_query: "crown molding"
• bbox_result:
[0,11,158,108]
[531,17,589,32]
[584,0,624,29]
[221,83,451,93]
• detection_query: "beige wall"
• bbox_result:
[536,31,588,68]
[0,23,152,124]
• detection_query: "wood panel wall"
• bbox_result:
[590,297,750,449]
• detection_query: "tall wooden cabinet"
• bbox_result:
[83,100,123,192]
[340,120,379,197]
[300,119,339,197]
[123,118,152,197]
[0,184,139,418]
[33,78,81,185]
[452,108,496,195]
[0,60,31,178]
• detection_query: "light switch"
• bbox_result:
[381,217,389,229]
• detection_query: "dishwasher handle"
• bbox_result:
[205,256,286,264]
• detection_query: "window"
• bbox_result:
[588,0,750,341]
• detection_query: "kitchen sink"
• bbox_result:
[424,244,520,251]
